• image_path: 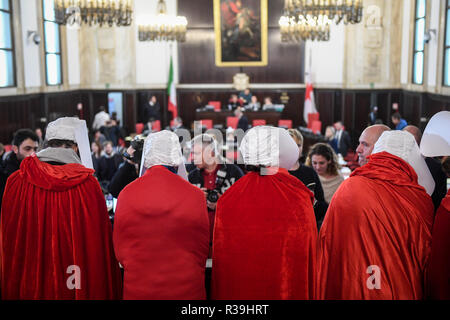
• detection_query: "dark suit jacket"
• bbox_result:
[143,102,161,122]
[336,130,352,157]
[426,157,447,211]
[238,116,249,132]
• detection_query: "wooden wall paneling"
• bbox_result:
[333,90,342,126]
[1,89,449,148]
[341,92,355,146]
[46,92,79,123]
[423,93,450,120]
[374,92,389,126]
[123,91,136,135]
[354,92,372,143]
[402,91,422,127]
[316,90,334,133]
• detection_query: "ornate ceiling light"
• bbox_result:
[54,0,133,27]
[138,0,188,42]
[279,14,331,42]
[280,0,363,42]
[283,0,364,25]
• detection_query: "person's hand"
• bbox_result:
[125,146,136,165]
[127,146,135,157]
[206,200,217,211]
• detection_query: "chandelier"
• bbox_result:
[283,0,364,25]
[54,0,133,27]
[138,0,188,42]
[279,14,331,42]
[279,0,363,42]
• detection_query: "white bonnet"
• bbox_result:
[239,126,299,171]
[373,130,435,195]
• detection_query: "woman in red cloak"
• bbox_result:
[1,117,122,300]
[211,126,317,300]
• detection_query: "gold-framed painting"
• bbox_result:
[214,0,268,67]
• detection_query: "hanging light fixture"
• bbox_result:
[279,14,331,42]
[283,0,364,25]
[54,0,133,27]
[138,0,188,42]
[280,0,363,42]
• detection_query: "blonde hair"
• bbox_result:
[288,129,303,146]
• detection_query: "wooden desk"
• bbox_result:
[195,111,282,127]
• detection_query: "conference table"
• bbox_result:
[195,110,283,127]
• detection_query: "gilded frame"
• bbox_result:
[214,0,268,67]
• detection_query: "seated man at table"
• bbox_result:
[262,97,275,111]
[239,88,252,106]
[225,94,243,111]
[246,95,261,111]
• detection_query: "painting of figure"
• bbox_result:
[214,0,268,67]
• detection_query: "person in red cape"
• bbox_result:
[0,117,122,300]
[317,130,435,300]
[212,126,317,300]
[113,130,209,300]
[420,111,450,300]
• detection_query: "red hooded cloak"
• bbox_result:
[317,152,434,300]
[426,189,450,300]
[211,168,317,300]
[113,166,210,300]
[0,155,122,300]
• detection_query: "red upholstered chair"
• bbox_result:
[307,113,320,129]
[252,119,266,127]
[209,101,222,112]
[152,120,161,132]
[200,119,213,130]
[135,123,144,134]
[227,117,239,129]
[278,120,293,129]
[311,120,322,135]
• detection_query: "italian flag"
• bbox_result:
[167,56,178,120]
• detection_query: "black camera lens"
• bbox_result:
[207,190,219,203]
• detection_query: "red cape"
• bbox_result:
[211,168,317,300]
[113,166,210,300]
[426,189,450,300]
[317,152,434,300]
[0,155,122,300]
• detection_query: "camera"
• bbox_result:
[123,136,144,164]
[205,167,227,204]
[207,189,220,203]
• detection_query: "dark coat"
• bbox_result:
[426,157,448,211]
[99,153,124,183]
[108,161,139,199]
[336,130,352,157]
[237,116,249,132]
[143,102,161,122]
[0,152,20,211]
[289,164,329,229]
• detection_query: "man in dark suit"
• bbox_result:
[334,121,352,157]
[143,95,161,122]
[235,107,249,132]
